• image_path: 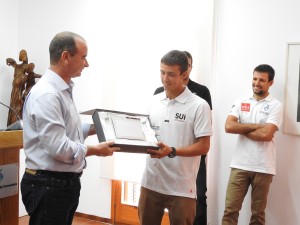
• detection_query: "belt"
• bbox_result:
[25,168,37,175]
[25,168,83,178]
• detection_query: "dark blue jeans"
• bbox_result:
[21,170,82,225]
[193,155,207,225]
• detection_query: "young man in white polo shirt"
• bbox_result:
[154,51,212,225]
[222,64,283,225]
[138,50,213,225]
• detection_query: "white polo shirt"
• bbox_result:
[141,87,212,198]
[229,95,283,175]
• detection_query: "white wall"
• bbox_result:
[0,0,18,127]
[2,0,300,224]
[0,0,28,217]
[13,0,214,219]
[210,0,300,224]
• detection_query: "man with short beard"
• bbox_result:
[222,64,283,225]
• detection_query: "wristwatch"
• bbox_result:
[168,147,176,158]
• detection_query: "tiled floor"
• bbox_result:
[19,215,109,225]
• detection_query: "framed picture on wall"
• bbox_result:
[283,42,300,135]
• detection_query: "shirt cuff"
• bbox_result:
[82,123,91,139]
[73,143,88,164]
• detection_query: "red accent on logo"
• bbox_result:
[241,103,250,112]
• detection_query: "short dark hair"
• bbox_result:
[49,31,85,65]
[182,50,193,65]
[161,50,188,74]
[253,64,275,82]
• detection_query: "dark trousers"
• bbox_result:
[193,155,207,225]
[21,170,82,225]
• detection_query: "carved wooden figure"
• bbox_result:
[6,50,41,126]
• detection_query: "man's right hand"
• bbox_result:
[86,141,120,157]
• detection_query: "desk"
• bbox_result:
[0,130,22,225]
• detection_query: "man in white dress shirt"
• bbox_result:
[21,31,120,225]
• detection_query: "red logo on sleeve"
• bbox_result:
[241,103,250,112]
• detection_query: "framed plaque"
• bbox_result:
[283,43,300,135]
[92,109,159,153]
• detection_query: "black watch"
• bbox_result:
[168,147,176,158]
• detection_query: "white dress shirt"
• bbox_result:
[23,69,90,173]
